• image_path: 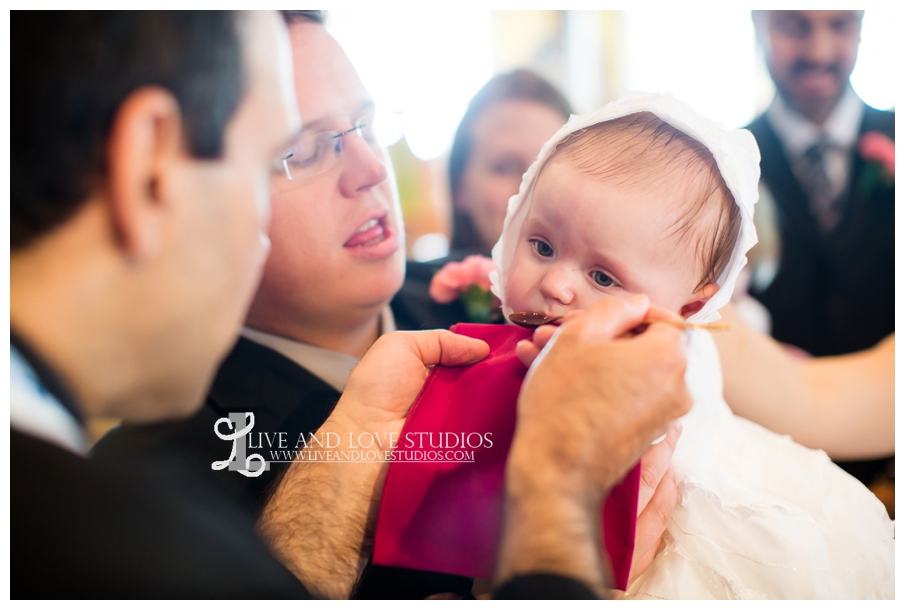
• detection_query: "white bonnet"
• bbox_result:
[489,91,761,324]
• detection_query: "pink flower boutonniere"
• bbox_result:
[429,255,502,323]
[857,132,895,195]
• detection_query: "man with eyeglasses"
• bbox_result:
[91,10,683,599]
[93,11,490,598]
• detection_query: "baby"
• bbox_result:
[487,93,893,599]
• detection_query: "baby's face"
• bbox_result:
[505,158,714,318]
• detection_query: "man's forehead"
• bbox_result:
[769,10,863,27]
[300,100,375,134]
[285,21,374,129]
[230,11,300,150]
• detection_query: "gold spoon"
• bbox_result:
[508,311,731,332]
[508,312,564,327]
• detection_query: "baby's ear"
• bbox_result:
[680,283,719,319]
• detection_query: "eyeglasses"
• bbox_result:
[273,110,403,189]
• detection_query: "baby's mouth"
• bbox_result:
[344,213,389,248]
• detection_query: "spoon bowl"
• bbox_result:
[508,312,564,328]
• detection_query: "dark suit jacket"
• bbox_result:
[12,429,310,599]
[747,104,895,486]
[11,340,310,602]
[392,259,475,330]
[747,104,894,358]
[11,331,306,598]
[15,427,592,599]
[93,264,476,599]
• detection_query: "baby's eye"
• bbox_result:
[530,239,554,258]
[591,270,616,287]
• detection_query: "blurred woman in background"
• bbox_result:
[447,69,572,258]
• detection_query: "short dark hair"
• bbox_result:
[449,69,572,253]
[11,11,246,250]
[281,10,325,25]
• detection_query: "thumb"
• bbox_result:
[389,330,490,368]
[576,294,650,341]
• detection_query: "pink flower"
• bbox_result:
[858,132,895,177]
[429,255,497,304]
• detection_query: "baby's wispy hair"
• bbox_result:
[548,112,741,291]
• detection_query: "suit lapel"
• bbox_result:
[749,115,823,248]
[207,337,341,454]
[831,104,895,248]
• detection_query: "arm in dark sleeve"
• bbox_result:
[493,574,603,600]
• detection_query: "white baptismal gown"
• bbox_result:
[624,330,894,599]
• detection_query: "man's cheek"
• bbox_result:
[256,175,273,230]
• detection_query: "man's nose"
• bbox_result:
[338,133,388,198]
[801,26,837,67]
[539,267,576,308]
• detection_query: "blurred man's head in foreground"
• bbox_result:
[11,11,300,420]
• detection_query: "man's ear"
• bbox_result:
[105,86,184,261]
[680,282,719,319]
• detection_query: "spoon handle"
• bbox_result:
[646,318,731,331]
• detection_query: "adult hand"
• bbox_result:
[629,421,681,587]
[333,329,490,438]
[515,304,682,368]
[518,312,684,590]
[261,330,488,599]
[496,294,692,597]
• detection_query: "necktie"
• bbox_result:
[796,137,840,231]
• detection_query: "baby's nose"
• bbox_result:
[539,268,576,307]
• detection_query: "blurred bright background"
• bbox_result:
[326,9,895,261]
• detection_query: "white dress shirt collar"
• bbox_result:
[240,305,397,393]
[10,346,87,454]
[766,86,864,157]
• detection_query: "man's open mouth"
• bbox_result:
[345,213,389,248]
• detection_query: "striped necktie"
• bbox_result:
[795,136,840,231]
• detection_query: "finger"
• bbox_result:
[515,309,583,363]
[515,339,541,368]
[617,305,685,338]
[514,321,564,368]
[576,294,650,342]
[560,309,585,323]
[637,422,682,514]
[392,330,490,368]
[637,316,686,340]
[636,323,692,418]
[634,318,688,357]
[629,466,678,586]
[530,324,558,349]
[644,304,685,323]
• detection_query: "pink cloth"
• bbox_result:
[373,323,640,590]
